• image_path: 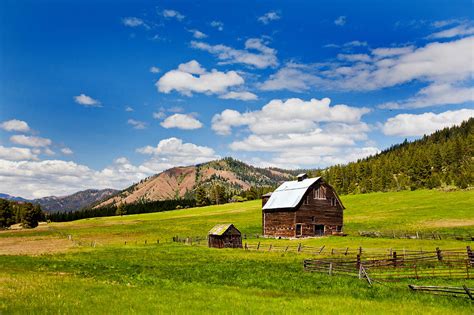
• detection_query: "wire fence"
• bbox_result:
[357,230,473,242]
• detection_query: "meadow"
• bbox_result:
[1,189,473,314]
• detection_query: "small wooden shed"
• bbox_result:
[208,224,242,248]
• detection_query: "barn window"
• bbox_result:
[336,226,342,232]
[314,187,325,199]
[331,198,337,206]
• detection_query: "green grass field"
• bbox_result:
[1,189,473,314]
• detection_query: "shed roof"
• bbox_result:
[208,224,235,236]
[262,177,321,210]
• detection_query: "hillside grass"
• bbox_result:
[1,189,473,314]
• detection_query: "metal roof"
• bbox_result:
[208,224,234,236]
[262,177,321,210]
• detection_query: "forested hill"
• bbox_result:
[316,118,473,194]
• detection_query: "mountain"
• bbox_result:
[0,193,29,202]
[0,189,119,213]
[95,157,295,208]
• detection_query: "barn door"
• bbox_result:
[296,224,302,237]
[314,224,324,236]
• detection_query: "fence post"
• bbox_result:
[345,247,349,255]
[245,242,248,250]
[157,239,159,244]
[318,245,325,254]
[436,247,443,261]
[356,254,361,270]
[285,245,289,252]
[257,242,260,250]
[467,246,474,266]
[331,248,334,255]
[145,240,147,245]
[329,263,333,276]
[393,251,397,268]
[124,241,127,245]
[359,246,363,255]
[269,244,272,251]
[298,243,302,252]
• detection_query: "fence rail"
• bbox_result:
[358,230,473,242]
[409,285,473,300]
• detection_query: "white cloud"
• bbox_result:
[382,109,474,137]
[210,21,224,31]
[191,38,278,69]
[61,147,73,155]
[189,29,207,39]
[427,23,474,39]
[44,148,55,156]
[212,97,370,135]
[149,66,161,73]
[334,16,346,26]
[122,17,146,28]
[156,60,244,96]
[219,91,258,101]
[125,106,134,112]
[378,83,474,109]
[260,36,474,108]
[0,137,220,198]
[10,135,52,147]
[160,114,203,130]
[136,137,218,170]
[162,9,185,21]
[258,11,280,24]
[74,94,101,107]
[0,146,38,161]
[0,119,30,132]
[127,119,147,130]
[211,97,374,168]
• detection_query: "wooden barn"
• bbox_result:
[262,174,344,238]
[208,224,243,248]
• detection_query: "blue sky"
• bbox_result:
[1,0,473,198]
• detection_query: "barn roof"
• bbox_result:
[261,192,273,198]
[208,224,235,236]
[262,177,321,210]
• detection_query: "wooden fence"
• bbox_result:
[304,246,474,280]
[409,285,473,300]
[358,230,473,242]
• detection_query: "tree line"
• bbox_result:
[0,199,45,228]
[47,199,196,222]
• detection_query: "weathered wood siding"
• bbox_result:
[263,210,295,237]
[208,226,243,248]
[263,181,343,238]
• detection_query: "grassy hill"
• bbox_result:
[1,189,473,314]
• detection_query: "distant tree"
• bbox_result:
[195,186,209,207]
[21,203,44,228]
[0,199,13,228]
[115,204,127,216]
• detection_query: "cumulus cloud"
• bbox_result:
[160,114,203,130]
[136,137,218,171]
[258,11,280,24]
[74,94,101,107]
[156,60,244,96]
[125,106,134,112]
[219,91,258,101]
[127,119,147,130]
[0,146,38,161]
[0,119,30,132]
[149,66,161,73]
[0,137,219,198]
[162,9,185,21]
[188,29,207,39]
[210,21,224,31]
[211,97,374,168]
[191,38,278,69]
[10,135,52,147]
[334,16,346,26]
[212,97,370,136]
[382,109,474,137]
